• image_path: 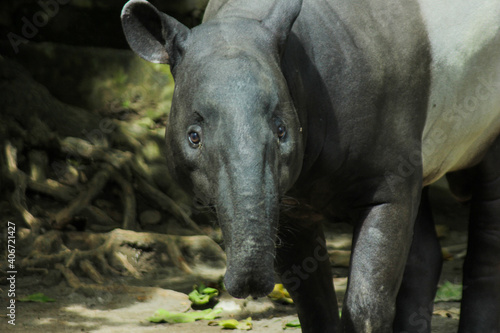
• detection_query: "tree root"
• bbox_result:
[1,57,218,296]
[21,229,226,288]
[54,263,193,297]
[2,132,201,235]
[136,177,204,235]
[112,172,137,231]
[53,164,115,229]
[3,141,46,233]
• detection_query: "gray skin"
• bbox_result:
[121,0,500,331]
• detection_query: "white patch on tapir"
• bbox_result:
[418,0,500,185]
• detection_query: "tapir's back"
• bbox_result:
[418,0,500,184]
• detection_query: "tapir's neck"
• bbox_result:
[281,36,330,181]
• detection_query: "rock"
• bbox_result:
[139,210,162,225]
[214,300,243,315]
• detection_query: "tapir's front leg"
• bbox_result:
[276,218,340,332]
[342,188,421,332]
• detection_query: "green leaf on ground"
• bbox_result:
[148,308,222,323]
[18,292,56,302]
[267,284,293,304]
[435,281,462,302]
[285,319,301,328]
[214,317,252,330]
[188,283,219,305]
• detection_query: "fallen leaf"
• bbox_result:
[148,308,222,323]
[435,281,462,302]
[209,317,252,330]
[267,284,293,304]
[218,319,240,328]
[188,283,219,305]
[285,319,301,328]
[18,292,55,302]
[433,308,460,319]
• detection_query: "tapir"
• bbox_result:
[121,0,500,331]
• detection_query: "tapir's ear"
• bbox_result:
[121,0,190,69]
[261,0,303,54]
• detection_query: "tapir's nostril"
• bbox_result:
[224,265,275,299]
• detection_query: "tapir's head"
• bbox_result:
[121,0,304,298]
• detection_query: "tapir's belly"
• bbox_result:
[418,0,500,185]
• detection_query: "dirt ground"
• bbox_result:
[0,181,468,332]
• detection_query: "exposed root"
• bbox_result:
[112,172,137,231]
[52,164,115,229]
[3,141,46,233]
[0,56,218,296]
[28,178,78,202]
[20,229,226,288]
[79,259,105,284]
[2,134,200,235]
[136,177,205,235]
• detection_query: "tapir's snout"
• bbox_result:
[217,197,279,299]
[224,242,276,298]
[216,149,280,299]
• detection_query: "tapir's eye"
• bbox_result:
[277,125,286,140]
[188,131,201,147]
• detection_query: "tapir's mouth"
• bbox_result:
[223,248,276,298]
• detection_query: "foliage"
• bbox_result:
[18,292,56,302]
[188,283,219,306]
[284,319,301,328]
[148,308,222,324]
[435,281,462,302]
[267,284,293,304]
[210,317,253,330]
